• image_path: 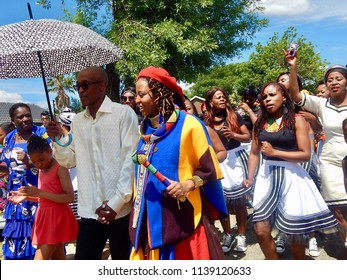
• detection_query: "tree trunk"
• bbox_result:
[55,91,70,112]
[105,63,120,103]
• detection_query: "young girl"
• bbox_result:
[244,82,337,259]
[2,103,48,260]
[9,135,78,260]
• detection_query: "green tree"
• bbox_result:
[188,63,243,102]
[47,75,75,112]
[38,0,268,101]
[246,26,328,93]
[190,26,328,100]
[69,96,84,113]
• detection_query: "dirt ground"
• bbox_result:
[1,211,346,260]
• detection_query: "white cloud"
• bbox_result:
[178,81,194,91]
[0,90,23,103]
[259,0,347,21]
[259,0,311,16]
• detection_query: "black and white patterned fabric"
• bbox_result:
[0,19,123,78]
[252,160,337,235]
[59,107,75,127]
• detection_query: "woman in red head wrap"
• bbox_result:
[129,66,228,260]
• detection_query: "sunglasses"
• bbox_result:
[121,95,135,102]
[73,81,102,91]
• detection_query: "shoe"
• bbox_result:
[221,233,235,253]
[234,235,247,252]
[275,234,286,254]
[308,237,321,257]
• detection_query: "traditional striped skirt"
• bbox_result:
[252,160,337,235]
[220,146,251,200]
[300,150,321,190]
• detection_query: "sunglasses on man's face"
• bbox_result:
[73,81,102,91]
[121,95,135,102]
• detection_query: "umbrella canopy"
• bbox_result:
[0,18,123,79]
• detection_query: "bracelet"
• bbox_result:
[187,175,204,189]
[55,134,73,147]
[247,109,252,112]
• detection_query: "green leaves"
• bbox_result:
[190,26,328,100]
[38,0,268,94]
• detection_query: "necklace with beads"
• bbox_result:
[266,117,283,132]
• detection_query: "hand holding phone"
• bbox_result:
[289,43,298,56]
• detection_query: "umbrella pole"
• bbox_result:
[27,2,54,120]
[37,51,55,120]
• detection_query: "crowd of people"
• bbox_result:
[0,49,347,260]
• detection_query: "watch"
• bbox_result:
[188,175,204,189]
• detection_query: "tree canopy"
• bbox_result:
[189,26,328,101]
[110,0,268,84]
[38,0,268,100]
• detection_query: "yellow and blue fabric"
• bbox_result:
[129,110,227,258]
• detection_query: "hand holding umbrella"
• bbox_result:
[45,121,73,147]
[132,150,186,202]
[0,3,123,147]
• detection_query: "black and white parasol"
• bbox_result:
[0,3,123,119]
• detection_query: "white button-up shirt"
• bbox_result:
[53,96,138,219]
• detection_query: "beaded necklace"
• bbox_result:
[266,117,283,132]
[132,110,179,228]
[132,141,151,228]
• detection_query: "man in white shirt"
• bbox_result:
[46,66,138,260]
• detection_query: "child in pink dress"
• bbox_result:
[9,135,78,260]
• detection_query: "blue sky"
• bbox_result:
[0,0,346,109]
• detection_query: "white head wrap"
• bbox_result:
[58,107,75,127]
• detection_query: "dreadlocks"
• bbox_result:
[147,78,185,120]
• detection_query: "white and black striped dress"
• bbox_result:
[214,115,252,201]
[252,127,337,236]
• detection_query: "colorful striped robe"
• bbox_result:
[129,110,227,253]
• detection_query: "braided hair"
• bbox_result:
[27,134,51,155]
[146,78,186,120]
[253,82,295,140]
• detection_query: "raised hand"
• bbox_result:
[45,120,62,142]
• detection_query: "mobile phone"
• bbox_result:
[289,43,298,56]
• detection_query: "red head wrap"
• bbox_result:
[137,66,183,98]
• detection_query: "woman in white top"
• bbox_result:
[285,50,347,249]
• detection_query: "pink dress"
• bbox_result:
[31,163,78,245]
